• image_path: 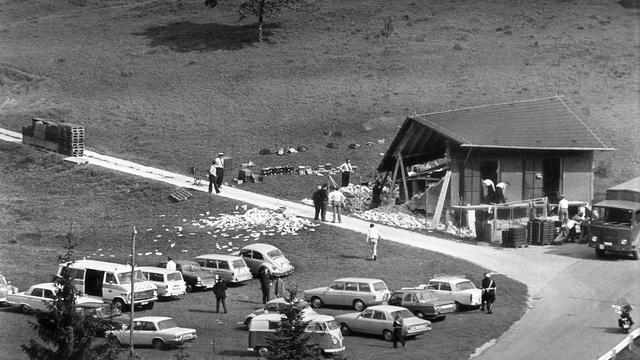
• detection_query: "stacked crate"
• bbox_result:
[502,226,527,248]
[57,123,84,157]
[527,219,556,245]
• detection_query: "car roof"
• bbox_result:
[365,305,407,312]
[29,283,58,291]
[253,313,285,322]
[304,314,336,322]
[133,316,173,322]
[430,276,470,283]
[137,266,181,274]
[241,243,278,252]
[393,288,432,294]
[334,277,385,283]
[173,260,199,265]
[195,254,243,261]
[62,259,132,272]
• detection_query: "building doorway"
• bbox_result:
[543,158,561,203]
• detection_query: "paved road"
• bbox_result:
[1,128,638,359]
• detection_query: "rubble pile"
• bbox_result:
[340,185,373,212]
[194,207,317,236]
[352,204,428,230]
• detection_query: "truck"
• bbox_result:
[587,177,640,259]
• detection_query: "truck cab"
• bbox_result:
[587,177,640,260]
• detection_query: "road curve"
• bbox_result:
[1,127,638,359]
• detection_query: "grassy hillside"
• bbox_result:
[0,0,638,200]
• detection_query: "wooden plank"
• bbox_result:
[390,158,400,200]
[430,171,451,229]
[398,153,410,202]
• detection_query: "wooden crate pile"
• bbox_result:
[527,219,556,245]
[58,123,85,157]
[260,165,294,176]
[502,226,528,248]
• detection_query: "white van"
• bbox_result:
[194,254,252,284]
[248,313,345,356]
[57,259,158,311]
[138,266,186,299]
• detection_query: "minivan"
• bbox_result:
[138,266,186,299]
[194,254,252,284]
[57,259,158,311]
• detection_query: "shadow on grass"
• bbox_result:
[189,308,217,314]
[134,21,280,52]
[339,254,368,260]
[218,349,255,357]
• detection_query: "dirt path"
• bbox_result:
[2,127,638,359]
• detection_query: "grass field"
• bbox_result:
[0,140,527,360]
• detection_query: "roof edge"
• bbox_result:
[459,144,616,151]
[411,96,561,118]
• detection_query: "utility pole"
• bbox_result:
[130,226,136,359]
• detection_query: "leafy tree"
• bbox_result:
[205,0,306,42]
[22,227,122,360]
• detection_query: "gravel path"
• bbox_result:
[2,127,638,359]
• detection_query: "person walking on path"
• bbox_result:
[481,272,497,314]
[259,268,272,304]
[312,185,324,221]
[166,256,176,271]
[320,184,329,221]
[208,160,220,194]
[392,313,405,348]
[213,152,225,188]
[339,159,353,188]
[366,223,380,261]
[274,276,285,298]
[558,194,569,225]
[212,278,227,313]
[328,187,346,223]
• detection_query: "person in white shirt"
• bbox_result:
[558,194,569,225]
[213,152,225,188]
[366,223,380,261]
[166,256,177,271]
[328,187,346,223]
[482,179,496,203]
[495,182,508,203]
[339,159,353,187]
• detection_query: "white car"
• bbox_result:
[413,275,483,309]
[106,316,197,349]
[237,243,294,277]
[335,305,431,341]
[194,254,253,284]
[6,282,103,313]
[303,278,391,311]
[0,274,18,303]
[243,297,316,328]
[138,266,186,299]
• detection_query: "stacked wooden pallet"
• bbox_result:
[58,123,84,157]
[502,226,528,248]
[527,219,556,245]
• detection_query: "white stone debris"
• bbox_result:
[193,207,314,236]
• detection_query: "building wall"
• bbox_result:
[562,151,594,202]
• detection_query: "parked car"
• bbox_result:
[138,266,186,299]
[388,289,457,320]
[156,260,217,293]
[194,254,253,284]
[248,313,344,356]
[106,316,197,349]
[6,282,103,313]
[303,278,391,311]
[0,274,18,303]
[75,302,129,337]
[237,243,294,277]
[243,297,316,328]
[414,275,483,309]
[335,305,431,341]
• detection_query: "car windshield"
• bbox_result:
[117,270,146,284]
[592,206,633,225]
[456,280,477,291]
[233,260,247,268]
[157,319,178,330]
[326,320,339,330]
[372,282,388,291]
[267,249,284,259]
[167,273,182,281]
[391,309,414,319]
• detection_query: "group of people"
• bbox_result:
[312,183,346,223]
[482,179,508,204]
[209,268,287,314]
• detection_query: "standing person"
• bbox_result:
[259,268,272,304]
[481,273,497,314]
[312,185,324,221]
[208,160,220,194]
[320,184,329,222]
[166,256,176,271]
[274,276,285,298]
[482,179,496,203]
[214,152,225,188]
[212,278,227,313]
[558,194,569,225]
[366,223,380,261]
[392,313,405,348]
[339,159,353,188]
[328,187,346,223]
[495,182,508,204]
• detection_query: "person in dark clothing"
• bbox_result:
[312,185,324,220]
[212,278,227,313]
[259,268,272,304]
[392,313,405,348]
[208,160,220,194]
[371,178,383,208]
[481,272,497,314]
[315,184,328,221]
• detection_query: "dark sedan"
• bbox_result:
[388,289,457,321]
[156,260,217,293]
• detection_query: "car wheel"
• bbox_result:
[257,346,270,357]
[152,338,165,350]
[383,329,393,341]
[20,304,32,314]
[107,335,120,347]
[310,297,323,308]
[353,299,365,311]
[112,299,126,312]
[595,248,605,258]
[454,301,462,311]
[186,284,194,293]
[340,323,352,336]
[143,302,155,310]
